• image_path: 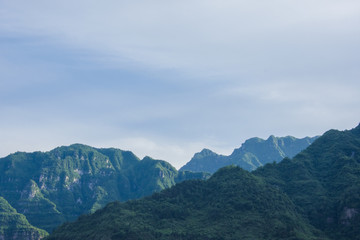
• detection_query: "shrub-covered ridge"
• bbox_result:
[0,196,48,240]
[0,144,209,232]
[47,124,360,240]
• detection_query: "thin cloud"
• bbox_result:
[1,0,359,76]
[0,0,359,167]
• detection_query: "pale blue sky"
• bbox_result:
[1,0,359,168]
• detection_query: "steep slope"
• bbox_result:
[180,135,317,173]
[255,124,360,240]
[47,166,325,240]
[47,124,360,240]
[0,196,48,240]
[0,144,209,232]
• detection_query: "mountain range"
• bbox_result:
[47,124,360,240]
[0,144,209,236]
[180,135,318,173]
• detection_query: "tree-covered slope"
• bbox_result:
[0,144,209,232]
[47,166,325,240]
[47,124,360,240]
[255,124,360,240]
[0,196,48,240]
[180,135,317,173]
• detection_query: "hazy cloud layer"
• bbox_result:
[0,0,359,168]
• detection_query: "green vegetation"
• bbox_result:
[48,166,325,240]
[180,135,317,173]
[255,125,360,240]
[0,196,48,239]
[47,124,360,240]
[0,144,209,232]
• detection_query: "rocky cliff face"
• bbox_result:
[0,144,209,232]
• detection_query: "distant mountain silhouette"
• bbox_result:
[180,135,318,173]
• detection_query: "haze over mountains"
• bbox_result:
[47,124,360,240]
[181,135,318,173]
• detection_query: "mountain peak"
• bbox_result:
[267,135,277,140]
[198,148,218,156]
[179,149,224,173]
[0,144,207,233]
[181,135,318,173]
[47,123,360,240]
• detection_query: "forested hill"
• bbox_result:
[0,196,48,239]
[0,144,209,233]
[47,166,325,240]
[180,135,317,173]
[47,124,360,240]
[254,124,360,239]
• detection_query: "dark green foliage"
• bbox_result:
[0,196,48,239]
[47,124,360,240]
[180,136,317,173]
[0,144,209,232]
[47,166,325,240]
[254,124,360,240]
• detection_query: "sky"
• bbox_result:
[0,0,359,169]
